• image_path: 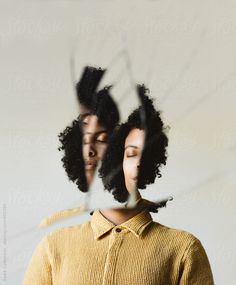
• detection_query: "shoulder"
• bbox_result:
[152,220,199,241]
[153,223,215,283]
[148,221,213,271]
[44,220,92,246]
[149,220,203,253]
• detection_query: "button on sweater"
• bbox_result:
[22,209,214,285]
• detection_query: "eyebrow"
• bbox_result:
[124,145,138,150]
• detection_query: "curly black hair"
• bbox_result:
[58,66,120,192]
[99,84,169,204]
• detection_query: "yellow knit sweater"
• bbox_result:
[22,209,214,284]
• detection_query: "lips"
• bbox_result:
[85,160,97,170]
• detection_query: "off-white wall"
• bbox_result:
[0,1,236,284]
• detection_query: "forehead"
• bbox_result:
[81,114,106,133]
[125,128,145,149]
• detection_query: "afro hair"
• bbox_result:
[99,84,169,205]
[58,66,120,192]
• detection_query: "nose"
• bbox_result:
[88,144,96,157]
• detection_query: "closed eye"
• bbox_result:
[126,153,137,158]
[95,139,107,144]
[96,133,108,143]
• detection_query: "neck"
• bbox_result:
[99,192,143,225]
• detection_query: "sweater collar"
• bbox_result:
[90,209,153,240]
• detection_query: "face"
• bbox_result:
[123,128,145,193]
[81,114,108,185]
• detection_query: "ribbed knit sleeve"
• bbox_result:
[22,236,52,285]
[179,237,214,285]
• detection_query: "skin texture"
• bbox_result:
[123,128,145,194]
[81,114,108,185]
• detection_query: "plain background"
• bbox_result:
[0,0,236,284]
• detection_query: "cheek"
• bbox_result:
[123,158,134,178]
[82,143,88,158]
[97,144,107,158]
[82,144,86,158]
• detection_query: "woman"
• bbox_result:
[98,85,214,284]
[22,84,214,284]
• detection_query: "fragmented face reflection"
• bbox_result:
[123,128,145,193]
[81,113,109,185]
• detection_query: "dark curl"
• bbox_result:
[99,84,169,204]
[58,116,87,192]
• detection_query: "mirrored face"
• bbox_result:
[123,128,145,194]
[81,114,109,185]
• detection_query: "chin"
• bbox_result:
[86,173,94,185]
